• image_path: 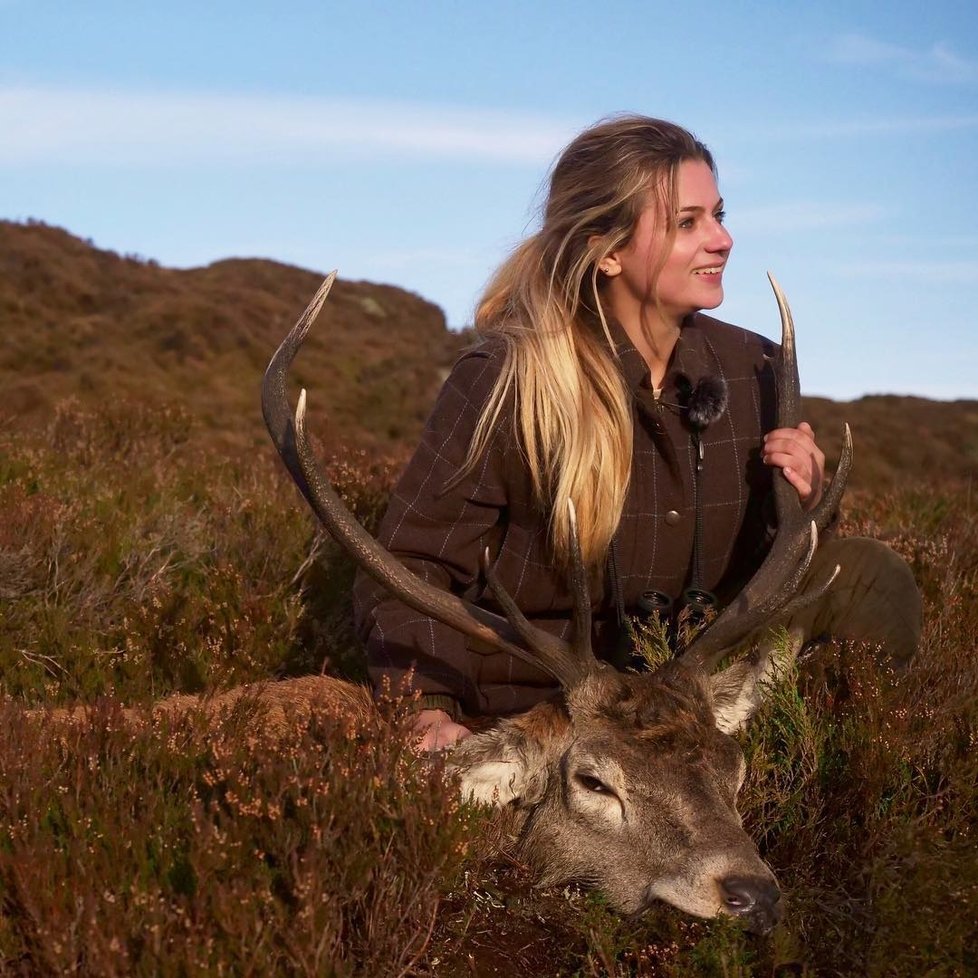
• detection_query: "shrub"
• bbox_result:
[0,698,481,977]
[1,399,976,975]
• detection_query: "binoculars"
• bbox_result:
[636,587,717,624]
[615,586,719,671]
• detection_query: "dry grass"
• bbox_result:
[1,396,975,975]
[0,401,483,977]
[1,221,976,974]
[0,700,480,977]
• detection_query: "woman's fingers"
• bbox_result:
[411,709,472,753]
[763,423,825,509]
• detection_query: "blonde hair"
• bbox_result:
[467,115,715,568]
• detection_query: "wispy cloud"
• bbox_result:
[6,83,975,171]
[733,201,886,234]
[831,258,978,285]
[825,33,978,84]
[716,112,978,150]
[782,113,978,138]
[0,85,574,167]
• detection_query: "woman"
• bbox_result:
[353,115,921,751]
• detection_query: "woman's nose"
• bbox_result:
[707,223,733,253]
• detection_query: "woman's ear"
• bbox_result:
[588,235,622,278]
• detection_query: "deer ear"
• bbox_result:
[447,722,550,807]
[709,628,803,734]
[709,659,769,734]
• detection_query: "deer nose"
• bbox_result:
[719,876,782,934]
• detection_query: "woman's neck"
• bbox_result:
[617,308,683,389]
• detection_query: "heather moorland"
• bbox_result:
[0,221,975,976]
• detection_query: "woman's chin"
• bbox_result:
[695,289,725,313]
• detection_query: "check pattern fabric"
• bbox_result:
[353,313,779,717]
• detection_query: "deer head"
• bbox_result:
[262,273,850,934]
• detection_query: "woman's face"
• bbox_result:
[606,158,733,328]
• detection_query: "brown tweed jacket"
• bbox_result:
[353,314,778,717]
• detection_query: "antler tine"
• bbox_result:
[481,499,599,685]
[768,273,854,538]
[482,500,600,685]
[262,272,338,511]
[264,275,586,689]
[768,273,800,429]
[565,500,596,662]
[680,273,852,671]
[810,422,852,533]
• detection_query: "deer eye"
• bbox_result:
[576,773,611,794]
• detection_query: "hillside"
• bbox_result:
[1,221,975,974]
[1,219,975,490]
[804,394,978,492]
[0,220,462,455]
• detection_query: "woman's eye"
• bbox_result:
[714,209,727,224]
[677,217,694,230]
[577,773,610,793]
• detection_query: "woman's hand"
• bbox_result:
[762,421,825,511]
[411,709,472,753]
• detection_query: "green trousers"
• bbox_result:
[782,537,922,667]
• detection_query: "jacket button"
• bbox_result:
[664,510,681,526]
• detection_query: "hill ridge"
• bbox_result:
[1,219,463,455]
[2,219,975,488]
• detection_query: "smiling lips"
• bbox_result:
[694,265,724,276]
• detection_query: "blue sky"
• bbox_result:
[2,0,976,400]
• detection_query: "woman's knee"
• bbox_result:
[797,537,922,665]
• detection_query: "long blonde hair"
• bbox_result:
[467,115,716,568]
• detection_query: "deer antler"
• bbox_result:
[262,272,598,689]
[480,500,596,669]
[266,272,848,688]
[679,273,852,671]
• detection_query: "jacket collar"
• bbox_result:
[606,314,715,402]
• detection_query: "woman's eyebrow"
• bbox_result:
[677,198,725,213]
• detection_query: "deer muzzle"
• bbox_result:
[719,874,783,934]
